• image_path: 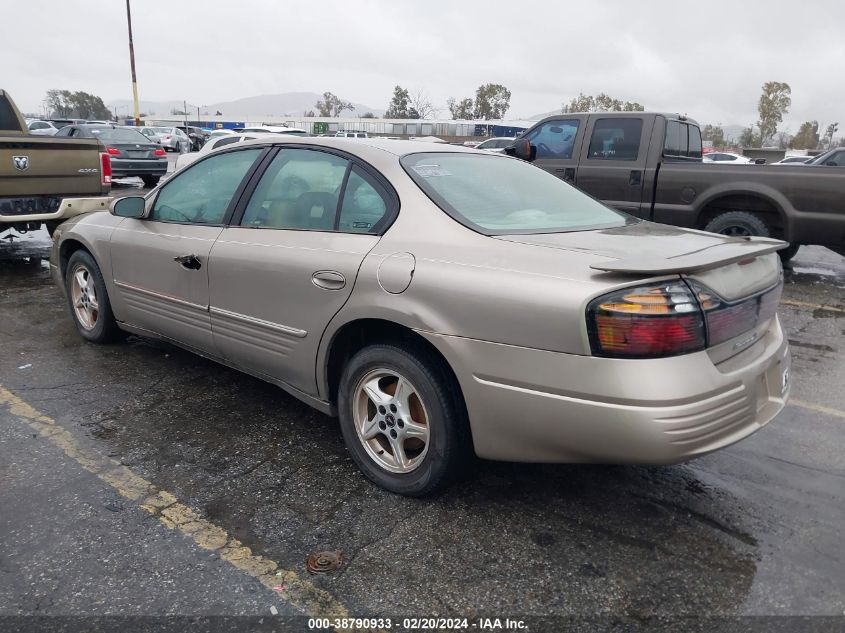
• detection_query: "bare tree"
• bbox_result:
[408,88,436,119]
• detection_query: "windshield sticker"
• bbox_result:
[412,164,451,177]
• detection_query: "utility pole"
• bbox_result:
[125,0,141,126]
[184,100,188,126]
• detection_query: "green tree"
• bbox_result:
[562,92,644,113]
[473,83,511,120]
[361,112,375,119]
[739,125,759,148]
[701,124,726,147]
[315,92,354,117]
[46,89,111,119]
[823,122,839,149]
[384,85,411,118]
[447,97,474,120]
[756,81,791,146]
[790,121,819,150]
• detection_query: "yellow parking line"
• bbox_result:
[790,399,845,420]
[781,299,845,314]
[0,385,349,618]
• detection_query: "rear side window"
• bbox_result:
[524,119,580,158]
[0,96,21,130]
[338,167,389,233]
[664,121,702,159]
[588,118,642,160]
[151,149,261,224]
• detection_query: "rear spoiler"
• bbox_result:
[590,236,786,274]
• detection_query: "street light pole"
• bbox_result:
[125,0,141,126]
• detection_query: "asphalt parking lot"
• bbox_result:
[0,189,843,627]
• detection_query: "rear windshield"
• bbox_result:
[401,152,632,235]
[87,127,150,142]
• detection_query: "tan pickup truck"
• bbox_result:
[0,89,111,236]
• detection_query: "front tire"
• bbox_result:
[704,211,771,238]
[337,343,469,496]
[65,250,124,343]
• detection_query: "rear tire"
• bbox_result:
[704,211,771,238]
[779,243,800,263]
[65,250,124,344]
[141,175,160,188]
[337,342,469,496]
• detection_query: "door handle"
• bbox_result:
[629,170,642,186]
[554,167,576,182]
[312,270,346,290]
[174,253,202,270]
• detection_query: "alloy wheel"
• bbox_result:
[353,368,430,473]
[70,264,99,330]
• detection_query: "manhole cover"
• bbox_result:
[306,550,343,574]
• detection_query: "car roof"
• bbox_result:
[234,135,483,158]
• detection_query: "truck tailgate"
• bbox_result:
[0,137,104,197]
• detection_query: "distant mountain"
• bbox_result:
[107,92,383,119]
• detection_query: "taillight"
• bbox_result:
[106,146,121,156]
[689,280,782,347]
[587,278,784,358]
[100,152,112,186]
[587,283,705,358]
[154,148,166,156]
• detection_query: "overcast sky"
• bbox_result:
[4,0,844,130]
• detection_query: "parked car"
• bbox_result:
[475,136,517,153]
[144,127,191,153]
[85,120,111,125]
[334,131,368,138]
[51,137,790,496]
[175,125,209,151]
[512,112,845,260]
[138,127,164,145]
[48,118,87,129]
[26,120,60,136]
[239,125,311,136]
[207,129,237,141]
[702,152,753,164]
[0,90,111,237]
[171,132,275,173]
[55,124,167,188]
[772,155,813,165]
[805,148,845,166]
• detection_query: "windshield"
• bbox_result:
[401,152,633,234]
[88,127,151,143]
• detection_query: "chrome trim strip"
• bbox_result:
[114,281,208,311]
[209,306,307,339]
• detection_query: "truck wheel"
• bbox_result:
[141,175,160,188]
[337,342,469,496]
[779,244,800,263]
[45,221,60,237]
[704,211,771,238]
[65,250,124,344]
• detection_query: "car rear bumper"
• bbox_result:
[111,158,168,177]
[1,196,110,223]
[420,315,790,463]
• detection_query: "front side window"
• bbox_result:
[402,152,631,234]
[150,149,261,224]
[587,118,643,160]
[524,120,580,158]
[240,148,349,230]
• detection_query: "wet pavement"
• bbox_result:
[0,217,843,625]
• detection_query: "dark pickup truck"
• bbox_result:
[509,112,845,260]
[1,89,111,236]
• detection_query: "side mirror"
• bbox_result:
[110,196,146,218]
[754,158,767,165]
[505,138,536,162]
